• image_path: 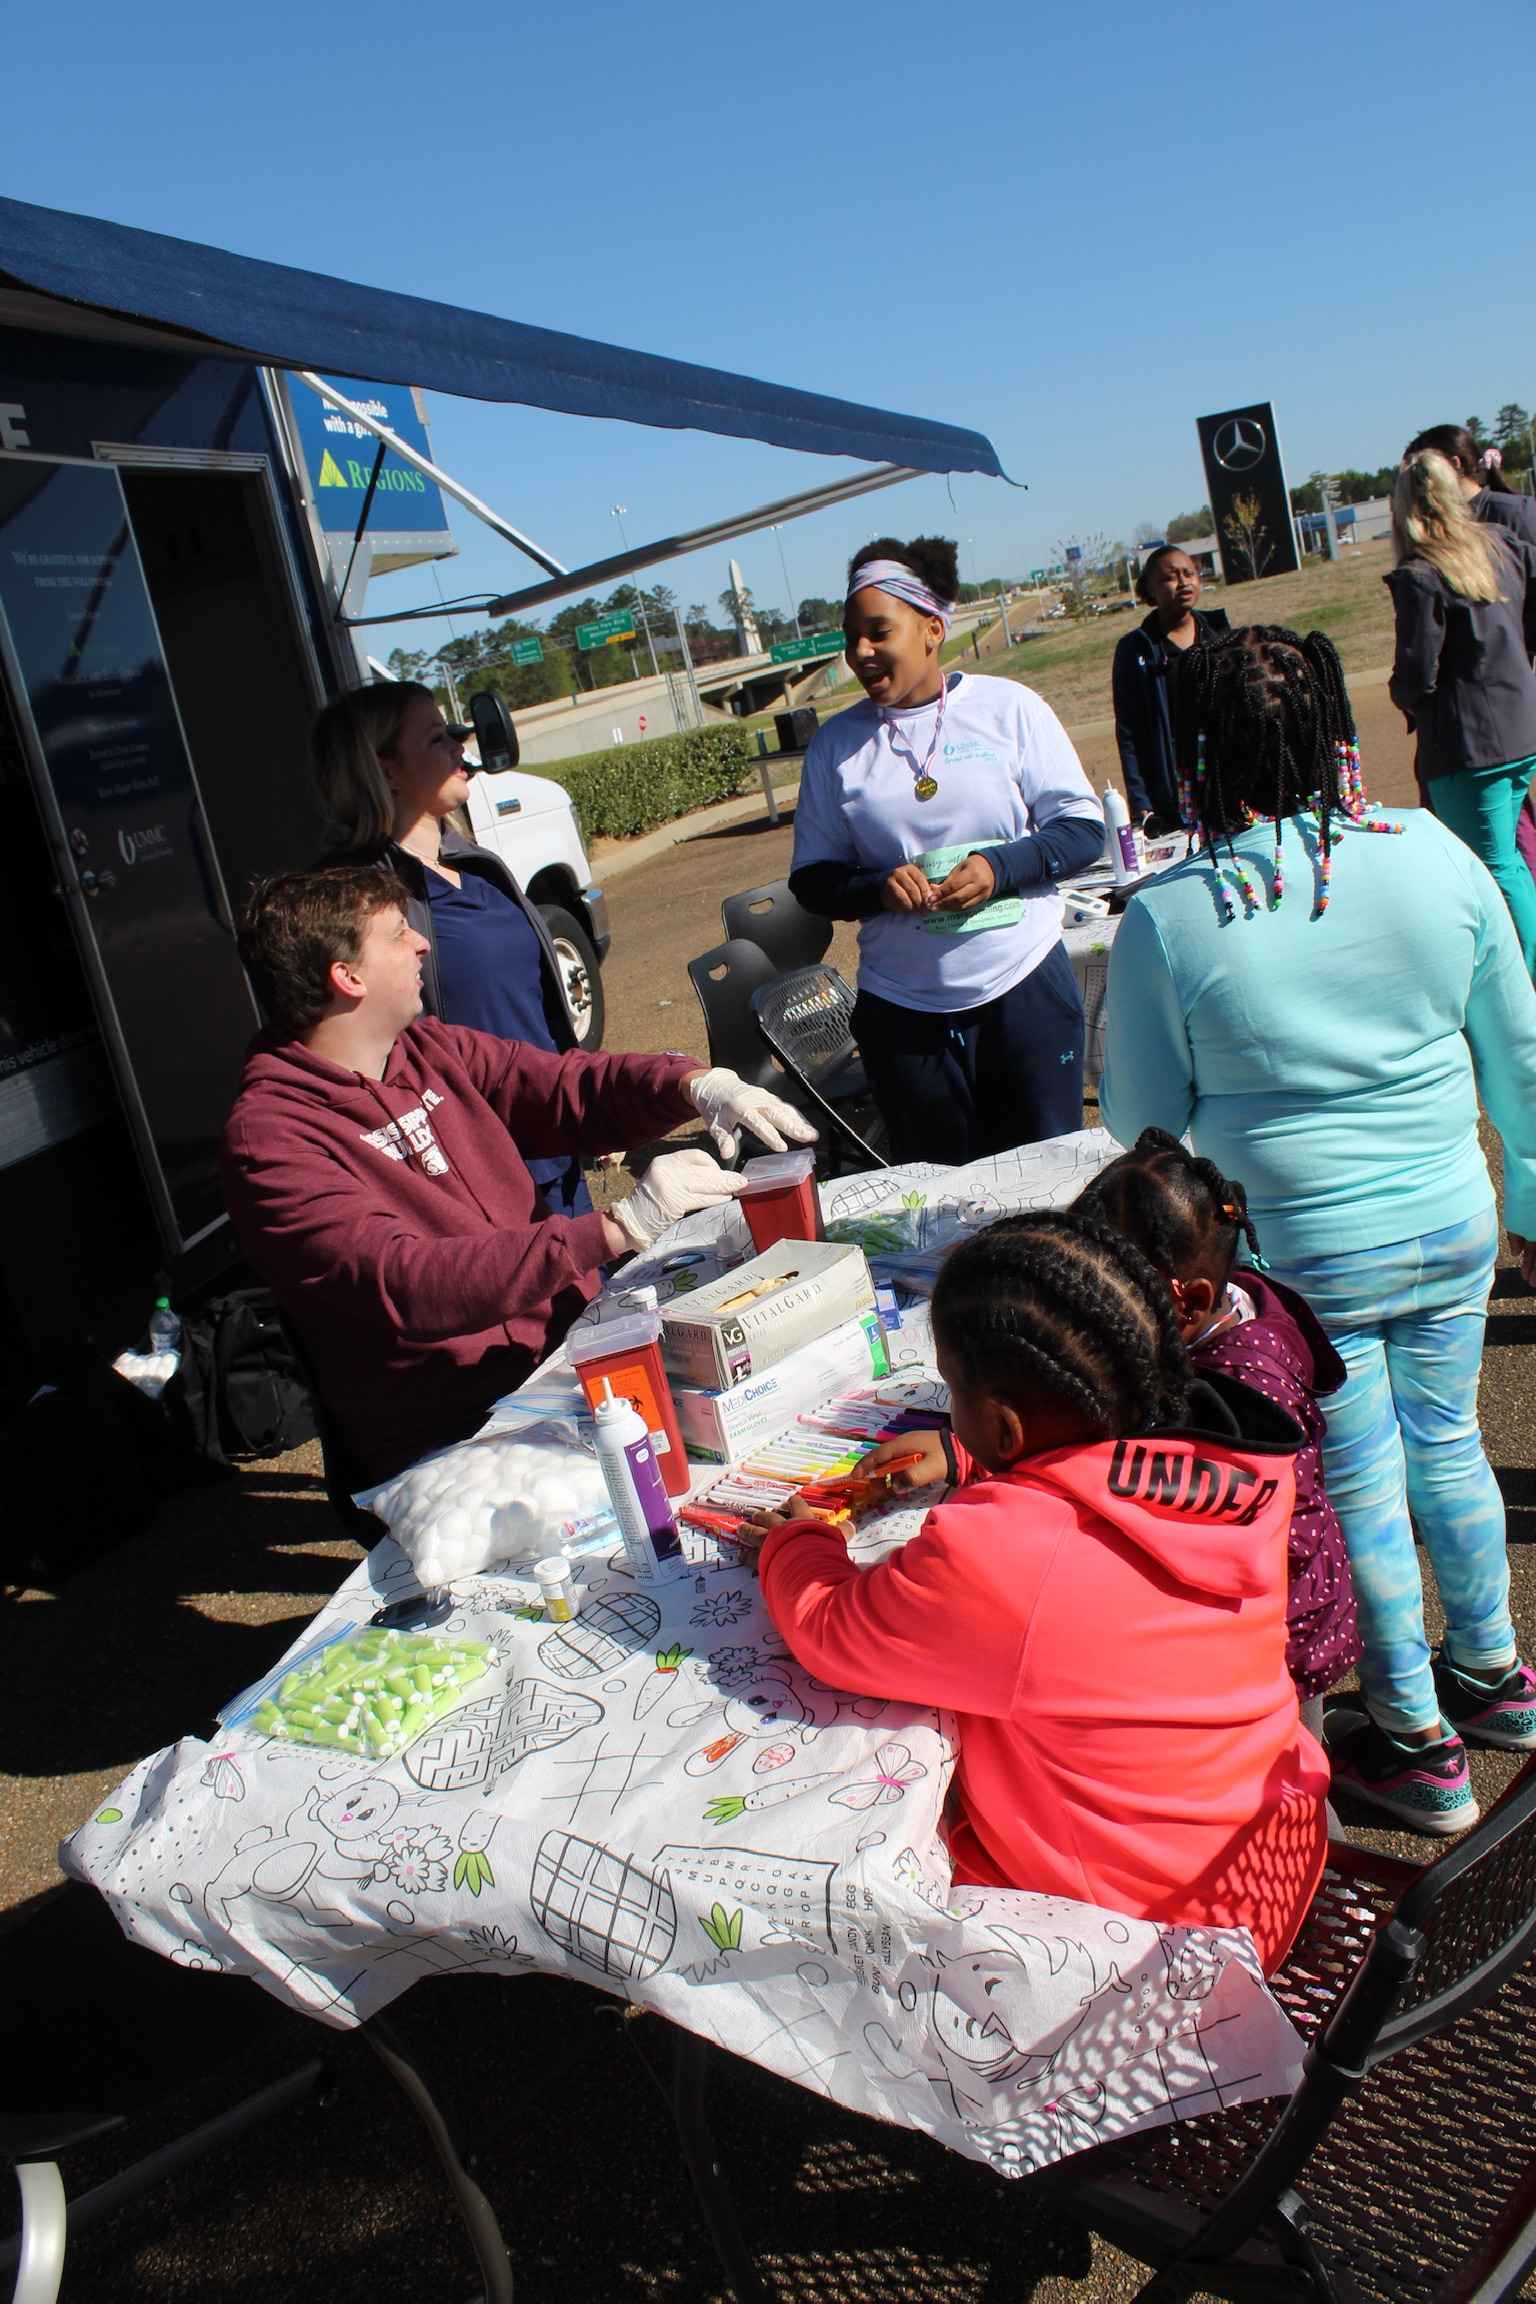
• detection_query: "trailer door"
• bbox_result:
[0,456,259,1252]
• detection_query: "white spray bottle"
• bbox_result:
[1102,783,1139,883]
[592,1379,686,1581]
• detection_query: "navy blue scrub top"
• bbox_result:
[425,868,591,1218]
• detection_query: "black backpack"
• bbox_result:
[164,1286,317,1463]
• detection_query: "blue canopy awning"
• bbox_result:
[0,197,1004,480]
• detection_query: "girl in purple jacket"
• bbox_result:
[1078,1129,1360,1730]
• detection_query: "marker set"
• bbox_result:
[678,1384,947,1542]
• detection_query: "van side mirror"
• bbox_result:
[469,690,519,769]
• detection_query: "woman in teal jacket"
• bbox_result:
[1101,625,1536,1837]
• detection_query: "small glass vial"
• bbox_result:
[535,1556,578,1623]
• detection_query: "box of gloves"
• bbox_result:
[659,1240,877,1391]
[674,1309,891,1462]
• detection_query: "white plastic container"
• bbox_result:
[592,1379,686,1582]
[1102,783,1139,883]
[535,1557,579,1622]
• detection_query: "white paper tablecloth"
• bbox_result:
[62,1135,1303,2180]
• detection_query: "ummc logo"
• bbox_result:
[117,824,170,865]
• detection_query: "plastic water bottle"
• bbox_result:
[148,1296,181,1356]
[1102,783,1139,884]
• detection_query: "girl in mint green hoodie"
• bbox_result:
[1102,627,1536,1838]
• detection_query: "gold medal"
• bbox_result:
[914,775,939,801]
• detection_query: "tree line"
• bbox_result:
[388,572,1017,714]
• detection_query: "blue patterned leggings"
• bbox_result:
[1268,1209,1515,1736]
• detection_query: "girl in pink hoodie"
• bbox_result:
[753,1210,1327,1973]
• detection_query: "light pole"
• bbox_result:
[610,504,660,677]
[771,524,802,637]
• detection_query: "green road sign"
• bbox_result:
[576,611,638,650]
[1030,568,1048,583]
[511,637,544,666]
[769,629,845,665]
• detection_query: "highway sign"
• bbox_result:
[576,611,637,649]
[511,637,544,666]
[769,629,845,665]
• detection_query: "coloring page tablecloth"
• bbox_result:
[62,1134,1306,2179]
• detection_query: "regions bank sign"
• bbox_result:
[285,374,456,575]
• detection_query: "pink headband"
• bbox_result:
[846,558,952,631]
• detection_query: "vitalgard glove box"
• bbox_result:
[658,1241,877,1390]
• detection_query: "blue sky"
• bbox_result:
[8,0,1535,656]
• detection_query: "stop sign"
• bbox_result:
[638,714,648,732]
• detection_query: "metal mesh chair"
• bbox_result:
[1080,946,1111,1095]
[686,941,876,1175]
[1045,1755,1536,2301]
[750,964,888,1173]
[720,881,833,975]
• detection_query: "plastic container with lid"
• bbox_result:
[567,1310,690,1493]
[738,1148,824,1254]
[534,1556,579,1622]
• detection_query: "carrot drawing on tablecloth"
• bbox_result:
[702,1768,845,1823]
[634,1643,692,1718]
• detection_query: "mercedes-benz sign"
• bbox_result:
[1196,401,1299,583]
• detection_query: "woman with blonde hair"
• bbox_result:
[1388,450,1536,969]
[312,679,593,1212]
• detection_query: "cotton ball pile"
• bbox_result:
[369,1429,609,1586]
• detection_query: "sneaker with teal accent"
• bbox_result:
[1432,1653,1536,1752]
[1325,1708,1479,1835]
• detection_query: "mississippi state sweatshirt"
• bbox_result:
[761,1375,1327,1971]
[220,1018,697,1488]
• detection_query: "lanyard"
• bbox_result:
[882,676,947,801]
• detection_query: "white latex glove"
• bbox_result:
[608,1148,749,1251]
[685,1067,819,1162]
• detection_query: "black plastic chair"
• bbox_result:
[671,1757,1536,2304]
[2,1882,520,2304]
[720,881,833,975]
[1,1880,326,2304]
[751,964,888,1172]
[685,939,788,1097]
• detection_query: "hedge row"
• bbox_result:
[536,725,757,842]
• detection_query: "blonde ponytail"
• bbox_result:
[1392,451,1504,604]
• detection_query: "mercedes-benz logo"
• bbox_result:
[1213,417,1267,473]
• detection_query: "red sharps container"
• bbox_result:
[567,1312,690,1496]
[738,1149,824,1255]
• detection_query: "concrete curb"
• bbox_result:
[590,775,804,882]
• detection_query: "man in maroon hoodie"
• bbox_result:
[222,868,813,1489]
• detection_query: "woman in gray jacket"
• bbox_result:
[1387,450,1536,974]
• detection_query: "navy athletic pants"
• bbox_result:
[851,938,1085,1167]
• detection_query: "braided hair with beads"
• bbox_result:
[931,1208,1192,1441]
[1172,624,1395,920]
[1076,1128,1265,1297]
